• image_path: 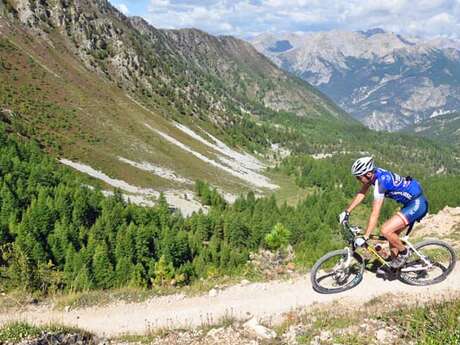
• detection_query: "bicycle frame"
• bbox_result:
[342,222,432,271]
[365,235,389,266]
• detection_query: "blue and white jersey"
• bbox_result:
[373,168,423,205]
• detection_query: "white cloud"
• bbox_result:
[115,3,129,15]
[140,0,460,39]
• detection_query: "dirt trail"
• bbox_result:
[2,264,459,338]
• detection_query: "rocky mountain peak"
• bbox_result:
[251,29,460,131]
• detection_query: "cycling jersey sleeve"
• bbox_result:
[373,179,385,200]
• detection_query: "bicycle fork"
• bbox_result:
[341,247,354,268]
[333,247,353,282]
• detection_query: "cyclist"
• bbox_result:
[338,157,428,269]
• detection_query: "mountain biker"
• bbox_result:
[338,157,428,269]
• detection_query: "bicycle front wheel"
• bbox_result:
[399,240,457,286]
[310,249,365,294]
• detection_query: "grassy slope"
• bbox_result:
[0,23,274,196]
[0,0,350,199]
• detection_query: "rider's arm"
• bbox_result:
[364,198,384,238]
[345,183,370,213]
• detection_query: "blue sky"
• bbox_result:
[108,0,460,39]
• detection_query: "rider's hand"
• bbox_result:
[354,236,368,248]
[339,211,350,224]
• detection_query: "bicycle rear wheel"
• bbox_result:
[399,240,457,286]
[310,249,364,294]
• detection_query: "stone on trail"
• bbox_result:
[243,317,276,339]
[209,288,218,297]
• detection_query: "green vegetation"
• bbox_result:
[0,34,268,194]
[264,223,291,250]
[275,296,460,345]
[264,110,460,175]
[0,322,41,343]
[276,154,460,214]
[0,125,459,296]
[0,125,345,295]
[384,298,460,345]
[421,174,460,213]
[403,112,460,149]
[0,321,92,343]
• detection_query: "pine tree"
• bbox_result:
[115,256,133,286]
[134,224,156,266]
[129,263,147,288]
[92,243,114,289]
[153,255,174,286]
[48,220,72,267]
[156,193,170,229]
[0,183,18,237]
[71,266,92,292]
[226,217,248,248]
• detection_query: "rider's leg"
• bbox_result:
[381,212,408,256]
[388,228,406,257]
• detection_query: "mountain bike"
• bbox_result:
[310,221,457,294]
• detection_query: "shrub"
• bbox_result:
[264,223,291,250]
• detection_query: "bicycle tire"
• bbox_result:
[398,239,457,286]
[310,249,365,294]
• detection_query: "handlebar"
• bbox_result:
[341,221,386,242]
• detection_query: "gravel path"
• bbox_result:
[2,264,459,337]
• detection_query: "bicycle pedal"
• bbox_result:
[376,267,387,276]
[376,266,398,279]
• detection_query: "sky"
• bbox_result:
[108,0,460,39]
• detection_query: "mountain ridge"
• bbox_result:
[0,0,357,213]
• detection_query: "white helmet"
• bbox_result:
[351,156,375,176]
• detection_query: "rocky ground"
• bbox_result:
[8,291,459,345]
[415,206,460,243]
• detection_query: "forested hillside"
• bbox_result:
[0,125,344,293]
[1,126,459,294]
[404,112,460,149]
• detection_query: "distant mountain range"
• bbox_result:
[251,29,460,132]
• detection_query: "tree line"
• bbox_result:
[0,125,459,295]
